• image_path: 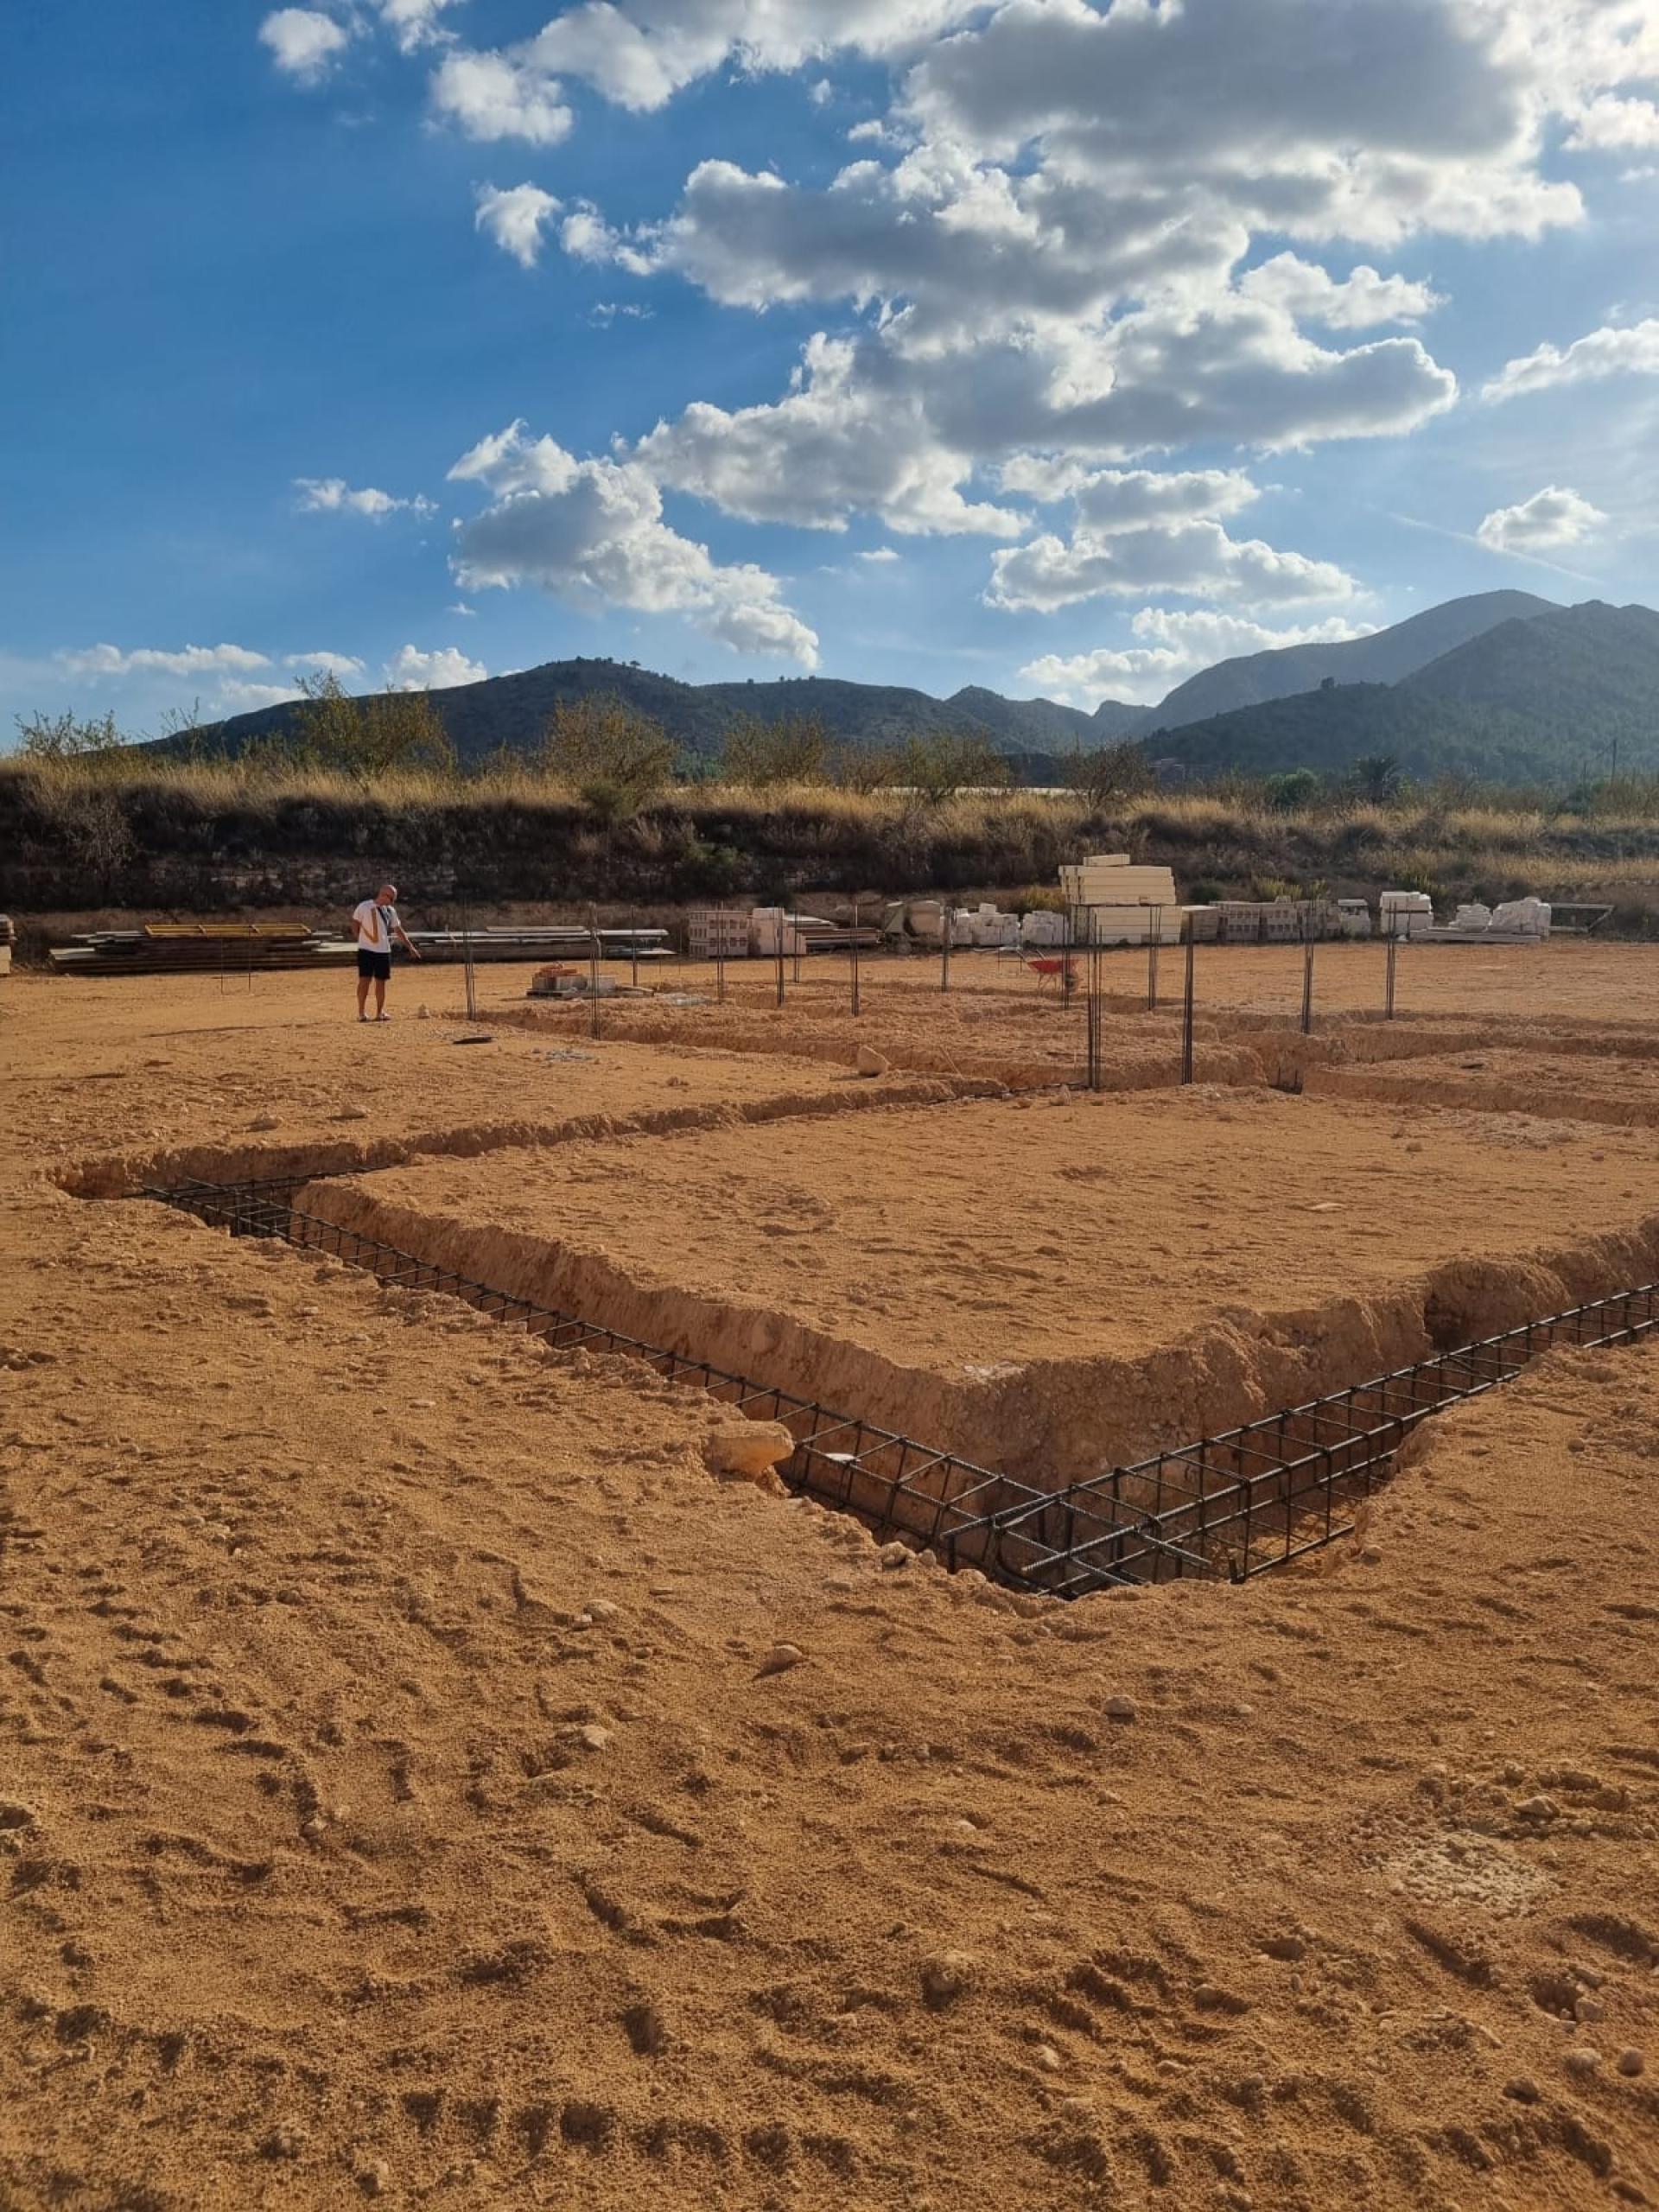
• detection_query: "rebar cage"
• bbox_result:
[143,1177,1659,1599]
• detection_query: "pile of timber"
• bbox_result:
[49,921,673,977]
[408,926,670,963]
[49,924,354,977]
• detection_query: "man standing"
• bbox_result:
[352,882,421,1021]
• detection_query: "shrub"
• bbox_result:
[718,712,829,788]
[1263,769,1321,813]
[893,730,1012,803]
[1062,739,1154,810]
[537,694,677,819]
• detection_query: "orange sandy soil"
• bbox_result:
[1309,1049,1659,1129]
[1,969,988,1200]
[499,943,1659,1101]
[506,970,1207,1091]
[4,969,1659,2211]
[605,938,1659,1027]
[315,1087,1659,1481]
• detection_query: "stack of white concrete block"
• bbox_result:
[688,909,751,958]
[748,907,810,956]
[954,902,1020,949]
[1490,897,1551,938]
[1059,853,1180,908]
[1059,852,1180,944]
[1020,909,1068,949]
[1380,890,1434,938]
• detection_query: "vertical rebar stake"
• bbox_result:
[1181,928,1197,1085]
[630,906,639,992]
[1090,924,1105,1092]
[775,911,785,1007]
[715,905,727,1004]
[1300,907,1314,1036]
[1062,906,1075,1009]
[941,904,951,993]
[1385,929,1397,1020]
[588,903,601,1039]
[462,900,478,1026]
[1147,904,1161,1011]
[850,897,861,1017]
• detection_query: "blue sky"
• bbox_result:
[5,0,1659,744]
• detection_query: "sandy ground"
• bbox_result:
[309,1087,1659,1480]
[565,937,1659,1026]
[1310,1047,1659,1128]
[2,969,989,1201]
[3,963,1659,2210]
[343,1090,1659,1378]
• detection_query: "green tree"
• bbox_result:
[1350,752,1405,804]
[1263,767,1321,813]
[893,729,1012,803]
[718,710,830,787]
[288,672,456,779]
[1062,738,1154,809]
[537,692,677,819]
[827,742,902,795]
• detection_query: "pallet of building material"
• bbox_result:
[402,926,670,963]
[48,925,355,976]
[141,922,313,940]
[686,910,752,959]
[1060,861,1179,902]
[1061,868,1178,890]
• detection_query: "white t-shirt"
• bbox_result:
[353,899,397,955]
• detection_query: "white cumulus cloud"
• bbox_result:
[1476,485,1608,552]
[1567,96,1659,151]
[378,0,463,54]
[1238,253,1444,329]
[448,420,819,665]
[430,48,573,143]
[474,2,985,118]
[636,334,1027,538]
[1483,316,1659,401]
[218,681,308,712]
[295,477,435,518]
[385,645,490,689]
[58,642,272,678]
[986,465,1356,614]
[1022,610,1375,709]
[258,9,352,81]
[285,651,369,677]
[475,182,563,266]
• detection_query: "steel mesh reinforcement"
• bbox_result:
[144,1176,1659,1598]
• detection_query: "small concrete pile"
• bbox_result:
[950,902,1021,950]
[1430,895,1553,944]
[1380,890,1435,939]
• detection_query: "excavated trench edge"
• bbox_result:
[137,1174,1659,1599]
[54,1073,1007,1204]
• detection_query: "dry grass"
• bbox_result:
[9,754,1659,930]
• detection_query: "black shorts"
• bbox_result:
[357,950,391,982]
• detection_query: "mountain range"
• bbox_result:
[188,591,1659,785]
